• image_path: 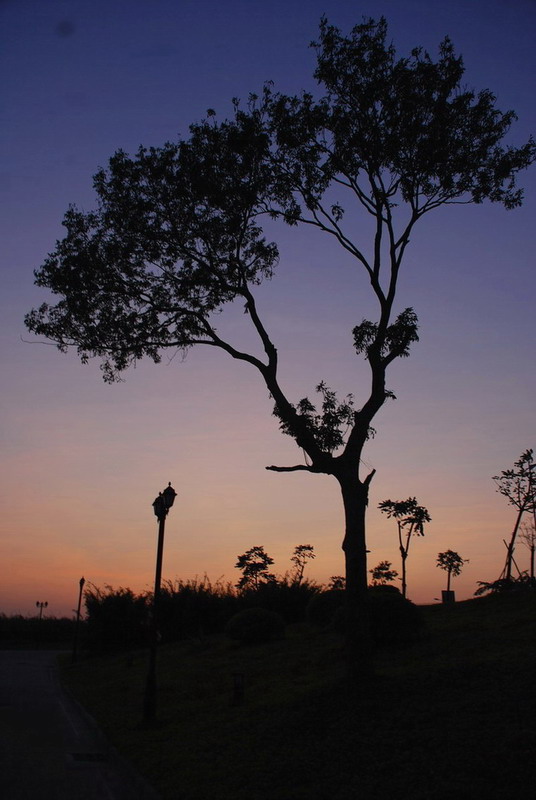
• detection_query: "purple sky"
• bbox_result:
[1,0,535,616]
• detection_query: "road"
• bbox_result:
[0,650,161,800]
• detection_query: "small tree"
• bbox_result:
[436,550,467,592]
[369,560,399,586]
[493,449,536,581]
[235,546,276,591]
[290,544,315,584]
[379,498,431,598]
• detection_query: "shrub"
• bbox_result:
[307,585,423,645]
[225,607,285,645]
[368,585,423,645]
[306,589,344,627]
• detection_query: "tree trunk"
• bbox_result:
[339,472,374,680]
[447,568,452,593]
[400,551,408,599]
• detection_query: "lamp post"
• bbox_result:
[143,482,177,725]
[71,576,86,664]
[36,601,48,648]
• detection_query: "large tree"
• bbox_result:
[25,18,535,673]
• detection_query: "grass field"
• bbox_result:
[61,593,535,799]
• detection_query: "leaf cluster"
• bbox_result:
[273,382,355,454]
[309,16,535,210]
[352,307,419,363]
[369,560,399,585]
[436,549,467,576]
[378,497,431,535]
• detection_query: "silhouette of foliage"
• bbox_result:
[328,575,346,591]
[369,560,399,585]
[156,577,237,641]
[26,16,535,670]
[474,574,534,596]
[84,583,148,653]
[240,576,319,623]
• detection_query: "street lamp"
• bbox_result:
[71,576,86,664]
[36,601,48,648]
[143,482,177,724]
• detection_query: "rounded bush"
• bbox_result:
[307,585,422,645]
[306,590,344,627]
[225,607,285,645]
[369,588,423,645]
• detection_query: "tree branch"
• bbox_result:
[265,464,316,472]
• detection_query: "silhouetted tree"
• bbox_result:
[25,17,535,674]
[379,498,431,598]
[493,449,536,581]
[369,560,398,586]
[235,546,276,591]
[291,544,316,584]
[436,549,467,592]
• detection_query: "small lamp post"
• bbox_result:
[143,482,177,725]
[36,601,48,648]
[71,576,86,664]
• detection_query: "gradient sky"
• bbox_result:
[1,0,535,617]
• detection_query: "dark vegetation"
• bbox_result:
[81,576,323,654]
[59,591,535,800]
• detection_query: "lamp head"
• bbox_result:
[153,483,177,519]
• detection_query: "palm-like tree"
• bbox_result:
[436,550,467,592]
[379,498,431,598]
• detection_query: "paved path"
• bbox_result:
[0,650,161,800]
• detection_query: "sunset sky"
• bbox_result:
[1,0,535,618]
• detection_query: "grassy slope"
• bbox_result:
[62,594,535,799]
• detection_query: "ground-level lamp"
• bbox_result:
[71,576,86,664]
[143,482,177,725]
